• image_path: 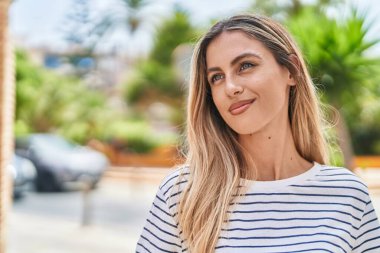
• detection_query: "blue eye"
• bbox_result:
[210,74,223,84]
[240,62,254,71]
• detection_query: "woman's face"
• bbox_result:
[206,31,295,135]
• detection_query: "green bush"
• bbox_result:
[123,9,197,107]
[102,120,178,154]
[124,60,180,104]
[15,48,123,146]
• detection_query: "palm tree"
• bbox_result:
[250,0,343,19]
[287,8,380,169]
[250,1,380,169]
[90,0,155,55]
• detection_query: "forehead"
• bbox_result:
[206,31,272,66]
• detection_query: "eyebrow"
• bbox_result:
[207,52,262,73]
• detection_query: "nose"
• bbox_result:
[225,77,244,97]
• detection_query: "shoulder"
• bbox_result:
[158,164,190,200]
[317,163,366,180]
[314,163,370,198]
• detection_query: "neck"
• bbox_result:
[238,111,312,181]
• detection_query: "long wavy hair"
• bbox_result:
[176,14,331,253]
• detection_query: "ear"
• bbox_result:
[287,54,301,86]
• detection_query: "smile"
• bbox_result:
[229,99,256,115]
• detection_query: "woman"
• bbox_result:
[136,14,380,253]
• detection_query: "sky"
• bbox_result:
[8,0,250,55]
[8,0,380,55]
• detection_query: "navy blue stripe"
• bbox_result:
[228,209,360,221]
[363,244,380,253]
[364,208,375,218]
[168,199,365,213]
[357,226,380,240]
[140,235,177,253]
[166,191,182,202]
[320,168,344,171]
[160,174,180,190]
[289,184,367,195]
[163,180,188,196]
[216,240,345,252]
[156,194,166,205]
[353,235,380,250]
[307,179,367,188]
[147,219,179,238]
[242,192,366,204]
[150,210,177,229]
[153,202,172,218]
[137,242,152,253]
[160,171,189,190]
[228,217,358,230]
[234,200,363,212]
[222,224,355,239]
[269,248,333,253]
[143,227,181,248]
[316,173,355,177]
[169,201,178,210]
[220,232,352,248]
[361,218,379,229]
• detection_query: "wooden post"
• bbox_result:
[0,0,14,252]
[81,181,92,227]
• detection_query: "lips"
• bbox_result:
[229,99,256,115]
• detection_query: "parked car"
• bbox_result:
[9,154,37,199]
[15,134,109,192]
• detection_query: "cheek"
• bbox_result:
[261,85,289,113]
[211,90,225,112]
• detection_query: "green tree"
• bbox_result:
[287,8,380,167]
[89,0,155,54]
[250,0,342,19]
[61,0,93,48]
[250,0,380,167]
[124,9,197,117]
[15,49,110,144]
[59,0,97,78]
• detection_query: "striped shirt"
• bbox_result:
[136,162,380,252]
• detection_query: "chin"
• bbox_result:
[227,119,268,136]
[230,125,260,135]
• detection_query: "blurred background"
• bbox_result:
[0,0,380,252]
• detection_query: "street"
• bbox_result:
[7,174,165,253]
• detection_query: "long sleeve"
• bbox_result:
[136,185,183,253]
[352,198,380,252]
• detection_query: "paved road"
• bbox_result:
[7,177,161,253]
[6,167,380,253]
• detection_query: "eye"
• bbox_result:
[210,73,224,84]
[240,62,254,71]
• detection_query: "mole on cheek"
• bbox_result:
[268,136,271,139]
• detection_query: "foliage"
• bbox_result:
[349,92,380,155]
[88,0,155,54]
[286,8,380,155]
[125,60,180,104]
[61,0,94,48]
[250,0,343,19]
[15,48,180,153]
[150,9,196,65]
[101,120,178,153]
[124,9,197,108]
[15,49,109,144]
[58,0,98,78]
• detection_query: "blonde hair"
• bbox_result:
[177,14,330,253]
